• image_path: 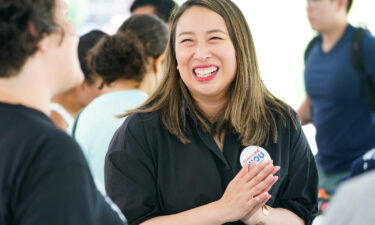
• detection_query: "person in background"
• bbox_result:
[349,148,375,178]
[321,170,375,225]
[298,0,375,196]
[0,0,126,224]
[130,0,178,24]
[105,0,318,224]
[72,14,168,188]
[50,30,106,131]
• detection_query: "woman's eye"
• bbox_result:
[180,39,193,43]
[210,37,222,40]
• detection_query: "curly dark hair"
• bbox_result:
[89,14,168,86]
[0,0,58,78]
[78,30,108,84]
[130,0,178,23]
[88,31,147,86]
[118,14,168,59]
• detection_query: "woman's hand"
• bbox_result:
[216,161,280,223]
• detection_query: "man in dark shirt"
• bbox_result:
[298,0,375,195]
[0,0,127,224]
[0,103,126,225]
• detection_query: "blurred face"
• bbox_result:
[175,6,237,102]
[132,5,156,15]
[46,0,84,96]
[306,0,341,32]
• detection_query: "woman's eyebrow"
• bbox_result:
[178,29,227,37]
[178,31,194,37]
[206,29,227,35]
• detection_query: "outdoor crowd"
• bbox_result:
[0,0,374,225]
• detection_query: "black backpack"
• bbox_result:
[304,28,375,111]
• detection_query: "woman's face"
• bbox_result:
[46,0,84,96]
[175,6,237,102]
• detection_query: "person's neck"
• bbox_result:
[0,63,51,115]
[102,72,157,96]
[193,94,228,123]
[321,21,348,52]
[102,79,143,94]
[52,88,82,117]
[139,72,158,95]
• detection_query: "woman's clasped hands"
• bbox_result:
[216,160,280,224]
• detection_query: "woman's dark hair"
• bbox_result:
[88,31,147,86]
[78,30,108,84]
[0,0,58,77]
[88,14,168,86]
[117,14,168,59]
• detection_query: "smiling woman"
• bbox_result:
[105,0,319,225]
[175,6,237,108]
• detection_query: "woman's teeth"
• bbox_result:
[194,67,218,77]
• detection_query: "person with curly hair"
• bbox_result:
[0,0,127,224]
[72,14,168,187]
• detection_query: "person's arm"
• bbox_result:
[242,206,304,225]
[272,114,318,225]
[242,112,318,225]
[297,97,312,125]
[140,162,279,225]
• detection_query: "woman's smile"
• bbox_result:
[192,64,219,82]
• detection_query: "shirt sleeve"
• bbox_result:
[273,117,319,225]
[105,114,160,225]
[17,131,126,225]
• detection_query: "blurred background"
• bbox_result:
[66,0,375,154]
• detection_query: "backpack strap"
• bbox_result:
[304,35,321,63]
[351,28,375,111]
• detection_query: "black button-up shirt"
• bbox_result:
[105,110,318,225]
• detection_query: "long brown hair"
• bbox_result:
[125,0,295,146]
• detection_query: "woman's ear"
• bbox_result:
[153,53,166,75]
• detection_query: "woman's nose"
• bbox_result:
[193,43,212,61]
